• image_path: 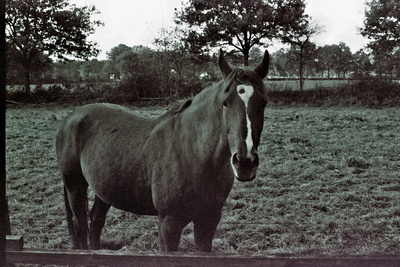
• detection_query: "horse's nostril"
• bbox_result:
[232,153,240,167]
[253,153,259,165]
[232,152,259,167]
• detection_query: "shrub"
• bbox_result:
[7,90,32,103]
[266,78,400,107]
[32,85,65,103]
[101,81,139,103]
[171,76,203,98]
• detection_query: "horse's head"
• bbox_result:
[219,49,269,182]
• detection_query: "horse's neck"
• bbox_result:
[187,83,222,126]
[180,84,230,163]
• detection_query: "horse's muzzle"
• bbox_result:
[230,152,259,182]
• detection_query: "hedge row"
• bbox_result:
[7,78,400,108]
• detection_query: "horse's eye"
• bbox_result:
[222,100,228,107]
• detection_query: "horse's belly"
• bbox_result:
[82,160,158,215]
[80,132,158,215]
[91,180,158,215]
[107,196,158,215]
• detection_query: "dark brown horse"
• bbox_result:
[55,50,269,252]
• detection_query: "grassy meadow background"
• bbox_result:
[5,80,400,255]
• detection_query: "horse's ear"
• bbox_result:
[254,50,269,79]
[218,49,232,79]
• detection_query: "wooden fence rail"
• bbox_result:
[6,236,400,267]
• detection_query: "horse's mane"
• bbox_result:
[158,99,193,119]
[159,67,267,119]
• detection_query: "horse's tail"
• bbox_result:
[63,185,89,249]
[63,186,74,237]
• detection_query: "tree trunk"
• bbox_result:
[243,47,250,66]
[243,53,249,66]
[299,47,304,91]
[24,65,31,95]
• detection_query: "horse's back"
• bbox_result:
[56,103,136,170]
[56,103,157,213]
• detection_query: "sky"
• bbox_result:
[69,0,370,60]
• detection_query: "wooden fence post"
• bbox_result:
[0,0,8,266]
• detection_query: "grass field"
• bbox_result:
[5,103,400,255]
[267,79,350,91]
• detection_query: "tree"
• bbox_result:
[271,49,291,77]
[176,0,307,66]
[281,17,321,90]
[155,27,190,77]
[104,44,133,80]
[154,27,192,96]
[322,45,336,78]
[334,42,353,78]
[316,45,335,78]
[104,45,167,98]
[360,0,400,77]
[360,0,400,54]
[353,49,373,78]
[6,0,103,94]
[82,59,107,82]
[154,27,213,97]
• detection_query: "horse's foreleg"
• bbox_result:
[193,212,221,252]
[158,215,189,251]
[89,195,110,249]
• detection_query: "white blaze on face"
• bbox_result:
[237,84,254,158]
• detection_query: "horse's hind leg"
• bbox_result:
[63,177,89,249]
[89,195,110,249]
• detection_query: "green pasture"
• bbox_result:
[5,104,400,254]
[267,79,349,91]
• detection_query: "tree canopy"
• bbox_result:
[6,0,103,94]
[175,0,307,66]
[360,0,400,77]
[360,0,400,54]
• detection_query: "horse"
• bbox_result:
[55,49,269,252]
